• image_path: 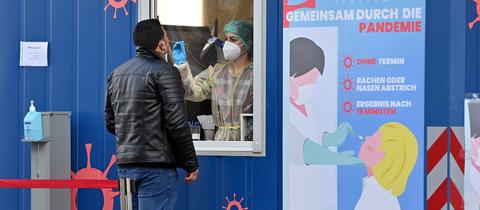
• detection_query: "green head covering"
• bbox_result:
[223,20,253,56]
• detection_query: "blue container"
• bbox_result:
[23,101,43,141]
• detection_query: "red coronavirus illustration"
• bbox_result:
[343,77,353,91]
[71,144,119,210]
[343,54,354,70]
[222,193,248,210]
[104,0,137,19]
[469,0,480,29]
[343,100,353,115]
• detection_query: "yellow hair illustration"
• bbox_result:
[372,122,418,196]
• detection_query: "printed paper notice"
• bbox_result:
[20,41,48,67]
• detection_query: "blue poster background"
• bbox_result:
[283,0,425,209]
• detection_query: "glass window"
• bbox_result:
[138,0,265,156]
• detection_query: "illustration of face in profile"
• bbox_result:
[355,122,418,210]
[289,37,325,144]
[289,37,325,117]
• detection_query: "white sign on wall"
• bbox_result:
[20,41,48,67]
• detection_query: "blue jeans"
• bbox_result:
[117,167,178,210]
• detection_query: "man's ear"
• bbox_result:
[157,40,167,54]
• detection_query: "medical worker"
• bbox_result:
[174,20,254,141]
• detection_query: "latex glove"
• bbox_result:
[322,122,363,147]
[172,41,187,65]
[323,122,352,147]
[303,138,363,165]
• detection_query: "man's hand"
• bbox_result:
[185,169,199,184]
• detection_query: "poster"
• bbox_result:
[464,98,480,210]
[282,0,425,209]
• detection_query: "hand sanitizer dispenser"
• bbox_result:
[24,100,43,141]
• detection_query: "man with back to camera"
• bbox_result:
[104,19,199,210]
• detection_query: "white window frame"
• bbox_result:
[138,0,266,157]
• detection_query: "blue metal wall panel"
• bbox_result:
[76,0,107,208]
[22,0,50,112]
[449,0,466,126]
[425,0,451,127]
[0,0,136,209]
[0,0,284,209]
[182,157,219,210]
[251,0,283,209]
[8,0,473,208]
[218,157,250,207]
[425,0,471,127]
[50,0,75,113]
[0,0,471,209]
[6,0,476,208]
[0,0,21,209]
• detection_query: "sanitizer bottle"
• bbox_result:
[24,100,43,141]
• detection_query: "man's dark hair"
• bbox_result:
[133,19,164,50]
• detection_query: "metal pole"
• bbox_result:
[126,178,133,210]
[119,178,126,210]
[119,178,134,210]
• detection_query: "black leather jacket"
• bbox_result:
[105,47,198,173]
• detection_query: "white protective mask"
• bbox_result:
[296,83,316,104]
[223,41,242,60]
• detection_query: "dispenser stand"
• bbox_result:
[22,112,71,210]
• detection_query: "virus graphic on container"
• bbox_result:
[71,144,119,210]
[222,193,248,210]
[104,0,137,19]
[469,0,480,29]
